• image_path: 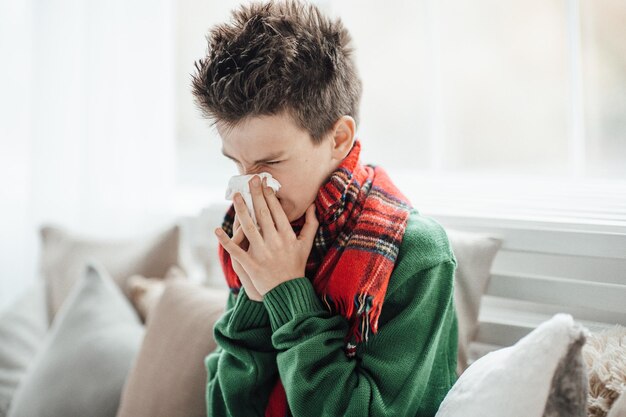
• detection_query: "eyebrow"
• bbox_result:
[221,149,286,164]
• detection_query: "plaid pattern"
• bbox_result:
[218,139,412,417]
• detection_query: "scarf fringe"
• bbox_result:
[323,292,381,345]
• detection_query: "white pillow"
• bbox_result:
[182,202,230,289]
[445,229,502,375]
[0,279,48,415]
[7,261,145,417]
[435,313,589,417]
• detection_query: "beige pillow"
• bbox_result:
[39,223,180,323]
[445,228,503,376]
[127,265,187,324]
[116,280,230,417]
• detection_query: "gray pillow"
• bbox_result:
[0,280,48,416]
[542,330,588,417]
[7,261,145,417]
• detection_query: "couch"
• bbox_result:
[1,201,624,417]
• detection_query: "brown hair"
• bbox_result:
[190,0,362,144]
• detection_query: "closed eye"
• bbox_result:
[228,160,282,170]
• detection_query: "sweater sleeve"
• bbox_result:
[262,258,459,417]
[204,287,279,417]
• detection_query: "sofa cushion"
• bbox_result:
[126,265,187,324]
[445,229,502,375]
[180,201,231,289]
[435,313,589,417]
[7,261,145,417]
[582,324,626,417]
[39,223,180,323]
[116,280,229,417]
[607,391,626,417]
[0,279,48,416]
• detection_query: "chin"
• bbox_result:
[284,208,302,223]
[285,210,297,222]
[280,199,307,223]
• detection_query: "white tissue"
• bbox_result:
[225,172,282,227]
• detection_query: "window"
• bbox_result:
[174,0,626,221]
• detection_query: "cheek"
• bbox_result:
[275,191,291,211]
[272,170,317,219]
[273,191,300,221]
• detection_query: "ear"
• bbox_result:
[329,115,356,161]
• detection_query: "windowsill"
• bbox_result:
[173,170,626,232]
[389,170,626,232]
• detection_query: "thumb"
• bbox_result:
[298,204,319,245]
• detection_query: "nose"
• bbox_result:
[241,165,267,176]
[241,168,258,176]
[235,163,251,175]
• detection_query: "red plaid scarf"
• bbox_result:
[217,139,412,417]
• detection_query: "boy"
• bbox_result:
[190,1,459,416]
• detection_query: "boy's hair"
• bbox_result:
[190,0,362,144]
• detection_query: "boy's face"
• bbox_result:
[217,111,347,223]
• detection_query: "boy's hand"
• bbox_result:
[230,215,264,302]
[215,176,318,297]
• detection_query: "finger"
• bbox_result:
[248,176,277,238]
[235,266,262,300]
[298,204,319,245]
[231,214,248,250]
[262,177,292,232]
[214,227,249,262]
[231,224,245,245]
[233,192,263,246]
[231,215,251,250]
[232,227,250,250]
[232,214,242,242]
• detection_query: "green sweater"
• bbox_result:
[205,208,459,417]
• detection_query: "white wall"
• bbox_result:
[0,0,35,312]
[0,0,177,311]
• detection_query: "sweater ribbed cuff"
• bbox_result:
[263,277,325,332]
[228,288,271,330]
